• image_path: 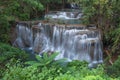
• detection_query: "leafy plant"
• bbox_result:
[26,52,66,67]
[0,43,30,78]
[2,63,62,80]
[2,52,65,80]
[2,63,39,80]
[107,56,120,78]
[67,60,88,68]
[111,27,120,53]
[1,58,118,80]
[0,15,10,43]
[0,43,28,64]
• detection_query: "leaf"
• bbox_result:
[43,53,48,60]
[25,61,39,65]
[47,52,59,62]
[25,52,60,67]
[53,58,67,65]
[25,61,45,67]
[35,55,43,62]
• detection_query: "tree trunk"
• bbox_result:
[45,4,49,14]
[62,0,65,9]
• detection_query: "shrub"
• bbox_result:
[0,44,119,80]
[2,62,63,80]
[3,64,38,80]
[1,59,118,80]
[67,60,88,69]
[107,56,120,78]
[0,43,29,78]
[0,43,28,64]
[26,52,66,68]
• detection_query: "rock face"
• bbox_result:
[13,21,103,67]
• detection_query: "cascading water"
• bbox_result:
[13,8,103,67]
[44,9,82,24]
[13,22,103,67]
[13,23,33,49]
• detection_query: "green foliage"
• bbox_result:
[82,75,106,80]
[0,0,44,43]
[3,65,36,80]
[54,74,76,80]
[104,26,120,55]
[40,0,62,4]
[2,52,65,80]
[26,52,66,67]
[0,15,10,43]
[54,74,106,80]
[67,60,88,68]
[0,45,118,80]
[2,64,62,80]
[1,57,119,80]
[54,64,114,80]
[0,0,44,20]
[68,0,120,28]
[0,43,28,64]
[110,27,120,53]
[107,56,120,78]
[0,43,29,78]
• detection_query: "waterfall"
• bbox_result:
[13,22,103,67]
[13,8,103,67]
[13,23,33,49]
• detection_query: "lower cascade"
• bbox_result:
[13,21,103,67]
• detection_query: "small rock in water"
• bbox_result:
[48,51,54,56]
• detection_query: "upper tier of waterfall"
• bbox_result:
[44,9,82,24]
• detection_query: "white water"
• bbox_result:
[13,23,103,67]
[13,24,33,49]
[45,11,82,20]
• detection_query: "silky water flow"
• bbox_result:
[13,9,103,67]
[13,22,103,67]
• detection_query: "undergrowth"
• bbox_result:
[0,43,120,80]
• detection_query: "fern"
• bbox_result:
[25,52,66,67]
